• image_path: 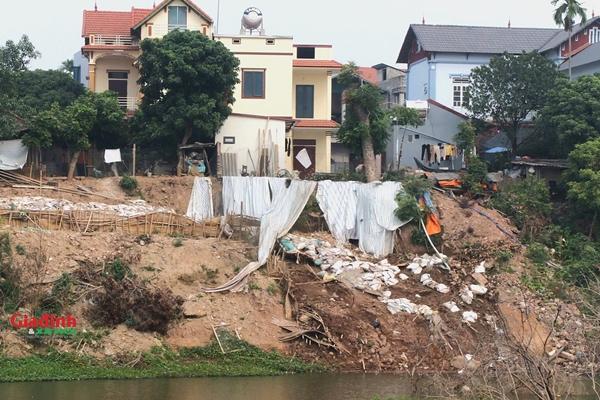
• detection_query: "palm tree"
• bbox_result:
[552,0,587,80]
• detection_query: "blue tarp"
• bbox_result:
[484,146,509,154]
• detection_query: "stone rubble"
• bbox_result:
[0,196,173,217]
[281,234,494,326]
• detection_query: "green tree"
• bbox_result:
[454,121,476,157]
[552,0,587,80]
[536,74,600,157]
[566,137,600,239]
[30,92,126,179]
[15,69,85,111]
[60,59,74,75]
[0,35,39,137]
[337,63,422,182]
[467,52,559,154]
[136,30,239,175]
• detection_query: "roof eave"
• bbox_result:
[131,0,213,31]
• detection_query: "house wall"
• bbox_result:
[216,35,294,118]
[559,22,600,57]
[292,69,332,120]
[386,102,466,170]
[406,58,430,101]
[293,45,332,60]
[216,115,286,175]
[570,60,600,79]
[93,55,140,97]
[289,129,331,173]
[73,51,89,88]
[141,0,213,40]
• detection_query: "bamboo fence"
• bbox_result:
[0,209,220,238]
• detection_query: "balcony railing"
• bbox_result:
[90,35,136,46]
[118,97,139,111]
[149,25,207,38]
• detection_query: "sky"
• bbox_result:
[1,0,599,70]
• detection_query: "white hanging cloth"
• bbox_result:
[186,177,214,222]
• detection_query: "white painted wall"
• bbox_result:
[216,115,286,175]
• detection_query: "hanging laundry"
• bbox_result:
[421,144,431,162]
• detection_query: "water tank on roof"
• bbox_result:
[240,7,265,35]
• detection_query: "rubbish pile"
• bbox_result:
[279,234,492,325]
[0,196,174,217]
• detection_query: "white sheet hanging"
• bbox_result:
[0,139,28,170]
[222,176,272,218]
[104,149,122,164]
[316,180,359,243]
[204,180,316,292]
[186,177,214,222]
[316,180,410,258]
[356,181,409,257]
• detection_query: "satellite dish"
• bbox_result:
[240,7,264,34]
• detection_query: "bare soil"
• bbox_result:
[0,177,591,374]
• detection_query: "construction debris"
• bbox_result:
[0,196,172,217]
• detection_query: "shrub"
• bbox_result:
[490,176,552,234]
[90,276,183,335]
[119,175,138,194]
[394,175,433,221]
[39,273,74,314]
[104,258,132,281]
[0,233,22,313]
[463,156,488,195]
[526,243,550,266]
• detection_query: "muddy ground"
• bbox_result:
[0,176,591,374]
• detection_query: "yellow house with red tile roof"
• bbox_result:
[77,0,340,175]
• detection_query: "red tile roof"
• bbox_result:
[293,60,343,69]
[358,67,379,84]
[294,119,339,129]
[82,8,152,37]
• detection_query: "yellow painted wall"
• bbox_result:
[292,129,331,173]
[141,0,213,40]
[293,46,332,60]
[93,55,140,98]
[216,35,294,118]
[292,69,331,120]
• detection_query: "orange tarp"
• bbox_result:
[425,213,442,236]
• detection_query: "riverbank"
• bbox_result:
[0,338,323,383]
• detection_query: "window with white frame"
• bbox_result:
[452,76,470,108]
[168,6,188,31]
[590,27,600,44]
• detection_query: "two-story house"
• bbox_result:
[76,0,340,177]
[389,18,600,169]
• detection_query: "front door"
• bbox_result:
[108,71,128,101]
[293,139,316,178]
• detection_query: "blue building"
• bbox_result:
[387,18,600,170]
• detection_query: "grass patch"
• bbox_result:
[0,337,324,382]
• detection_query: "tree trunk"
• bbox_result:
[356,107,377,182]
[590,211,597,240]
[509,124,519,155]
[362,134,377,182]
[176,125,193,176]
[67,150,80,180]
[568,29,573,81]
[397,127,408,170]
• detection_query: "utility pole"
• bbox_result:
[216,0,221,34]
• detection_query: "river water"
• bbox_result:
[0,374,596,400]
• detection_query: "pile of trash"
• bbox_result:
[0,196,173,217]
[279,235,491,324]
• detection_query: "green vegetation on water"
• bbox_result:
[0,337,324,383]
